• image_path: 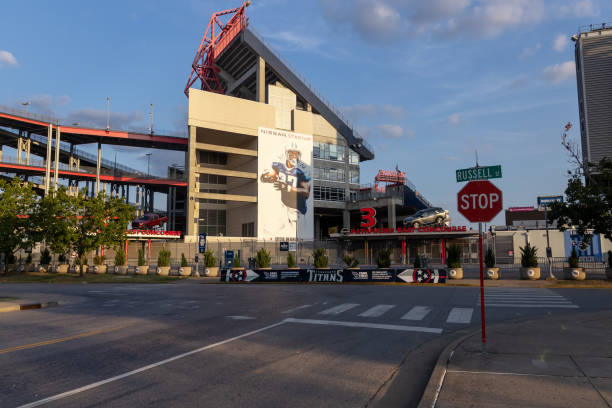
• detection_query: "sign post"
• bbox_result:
[457,179,504,353]
[538,195,563,280]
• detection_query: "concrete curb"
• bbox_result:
[0,301,58,313]
[416,329,480,408]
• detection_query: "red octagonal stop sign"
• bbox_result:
[457,180,503,223]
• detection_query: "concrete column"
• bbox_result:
[53,126,61,191]
[387,200,396,229]
[256,56,266,103]
[25,133,31,165]
[0,145,3,162]
[343,209,350,231]
[95,140,101,196]
[69,144,75,171]
[17,133,23,164]
[186,125,197,236]
[44,124,53,196]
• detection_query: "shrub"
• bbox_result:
[568,247,579,268]
[25,254,32,264]
[233,256,241,268]
[5,252,16,265]
[312,248,328,268]
[181,253,189,267]
[137,249,146,266]
[520,243,538,268]
[446,245,461,268]
[256,248,271,268]
[157,249,171,267]
[93,255,106,266]
[204,249,217,268]
[413,254,422,268]
[377,249,391,268]
[484,247,496,268]
[58,253,66,263]
[82,257,88,266]
[287,252,296,268]
[115,249,126,266]
[40,248,51,265]
[343,254,358,268]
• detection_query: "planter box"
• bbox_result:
[448,267,463,280]
[136,265,149,275]
[205,266,219,277]
[563,267,585,280]
[521,267,540,280]
[486,267,500,280]
[114,266,128,275]
[157,266,170,276]
[94,265,107,274]
[179,266,192,277]
[57,264,69,274]
[607,267,612,281]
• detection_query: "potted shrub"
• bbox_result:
[156,249,171,276]
[312,248,328,268]
[136,249,148,275]
[606,250,612,280]
[343,254,359,269]
[520,243,540,280]
[114,248,127,275]
[413,254,422,269]
[204,249,218,276]
[288,252,298,269]
[564,247,585,280]
[256,248,272,269]
[179,253,191,276]
[377,249,391,268]
[39,248,51,273]
[485,247,500,280]
[446,244,463,279]
[93,255,107,274]
[57,253,69,274]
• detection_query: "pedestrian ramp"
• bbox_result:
[477,288,579,309]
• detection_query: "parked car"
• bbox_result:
[403,207,450,228]
[132,213,168,229]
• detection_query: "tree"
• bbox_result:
[31,187,76,260]
[0,177,37,267]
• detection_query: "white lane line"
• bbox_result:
[16,320,287,408]
[358,304,395,317]
[281,304,313,314]
[482,299,572,303]
[483,295,566,298]
[484,304,579,308]
[319,303,359,315]
[284,318,442,334]
[401,306,431,321]
[446,308,473,324]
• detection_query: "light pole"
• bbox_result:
[21,101,30,113]
[145,153,152,176]
[148,103,154,134]
[106,97,111,131]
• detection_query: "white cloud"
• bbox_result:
[542,61,575,84]
[447,113,461,125]
[266,31,323,51]
[553,34,568,52]
[376,124,414,139]
[56,95,71,107]
[519,43,541,58]
[0,50,18,67]
[66,108,144,129]
[342,104,405,121]
[558,0,598,17]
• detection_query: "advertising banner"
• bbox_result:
[220,268,447,283]
[258,127,313,240]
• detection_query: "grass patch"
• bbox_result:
[0,273,183,284]
[554,279,612,288]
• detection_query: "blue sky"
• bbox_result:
[0,0,609,225]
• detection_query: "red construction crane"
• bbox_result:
[184,1,251,97]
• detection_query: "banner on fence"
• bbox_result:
[220,268,447,283]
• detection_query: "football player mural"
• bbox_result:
[258,128,314,240]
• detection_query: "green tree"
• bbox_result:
[31,187,76,261]
[0,178,37,267]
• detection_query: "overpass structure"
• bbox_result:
[0,105,188,229]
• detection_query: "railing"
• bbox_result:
[248,27,374,155]
[0,104,60,125]
[578,23,611,34]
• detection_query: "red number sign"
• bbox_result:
[360,208,377,228]
[457,180,503,223]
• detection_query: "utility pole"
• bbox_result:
[106,97,111,131]
[146,153,152,176]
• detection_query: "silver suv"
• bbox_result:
[403,207,450,228]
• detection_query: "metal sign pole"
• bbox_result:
[478,222,487,353]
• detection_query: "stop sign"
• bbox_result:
[457,180,503,223]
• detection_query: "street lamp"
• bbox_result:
[21,101,30,112]
[106,97,111,131]
[145,153,152,176]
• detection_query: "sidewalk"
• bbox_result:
[419,311,612,407]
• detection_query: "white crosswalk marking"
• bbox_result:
[319,303,359,315]
[358,304,395,317]
[401,306,431,321]
[446,308,473,324]
[478,289,579,309]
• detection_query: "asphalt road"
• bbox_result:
[1,281,612,408]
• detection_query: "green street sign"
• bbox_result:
[456,165,502,182]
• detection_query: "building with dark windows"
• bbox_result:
[573,24,612,173]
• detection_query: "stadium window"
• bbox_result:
[349,169,359,184]
[241,222,255,237]
[349,151,359,165]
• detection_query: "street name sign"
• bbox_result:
[456,165,502,182]
[457,180,503,223]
